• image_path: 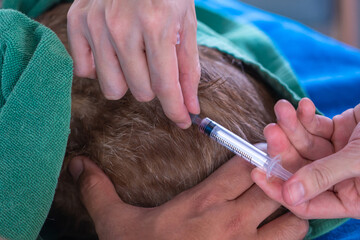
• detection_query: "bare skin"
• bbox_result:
[252,98,360,219]
[67,0,201,129]
[68,155,308,240]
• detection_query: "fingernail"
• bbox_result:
[69,157,84,182]
[286,181,305,206]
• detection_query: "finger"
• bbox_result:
[177,8,201,114]
[332,109,357,152]
[191,155,254,203]
[67,5,96,79]
[275,99,334,160]
[107,24,155,102]
[287,190,351,219]
[68,157,124,222]
[252,163,355,219]
[258,212,309,240]
[297,98,333,139]
[282,148,360,206]
[251,168,285,205]
[145,30,191,129]
[84,7,129,100]
[93,31,128,99]
[264,123,307,172]
[236,185,281,226]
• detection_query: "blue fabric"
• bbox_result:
[195,0,360,118]
[315,219,360,240]
[195,0,360,239]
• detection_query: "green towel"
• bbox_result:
[0,0,347,239]
[0,8,72,240]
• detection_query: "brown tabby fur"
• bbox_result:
[37,3,281,234]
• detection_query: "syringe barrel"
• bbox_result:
[199,118,268,169]
[198,117,292,180]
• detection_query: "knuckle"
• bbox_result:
[105,22,131,51]
[140,11,164,32]
[141,2,171,26]
[105,16,127,37]
[141,17,176,43]
[297,135,315,155]
[308,163,332,191]
[141,14,160,29]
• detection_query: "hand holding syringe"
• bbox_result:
[191,114,292,181]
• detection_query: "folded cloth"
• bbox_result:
[0,9,72,240]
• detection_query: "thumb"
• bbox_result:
[68,156,123,221]
[282,147,359,206]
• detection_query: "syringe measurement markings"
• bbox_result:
[211,134,253,164]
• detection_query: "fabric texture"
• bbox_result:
[194,0,360,119]
[0,8,72,240]
[2,0,356,239]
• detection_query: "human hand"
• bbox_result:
[67,0,200,129]
[68,155,308,240]
[252,98,360,219]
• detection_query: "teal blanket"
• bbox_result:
[0,8,72,240]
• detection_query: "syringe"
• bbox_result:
[191,114,292,181]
